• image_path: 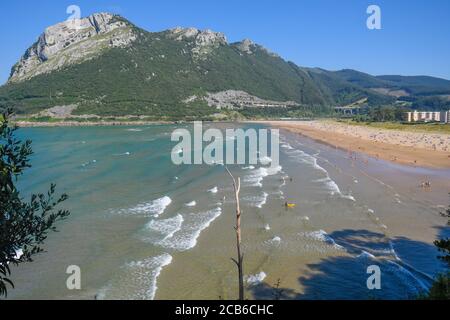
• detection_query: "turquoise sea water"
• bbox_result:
[8,123,450,300]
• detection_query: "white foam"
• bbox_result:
[97,253,173,300]
[270,236,281,243]
[299,230,345,251]
[95,284,112,300]
[357,251,376,259]
[388,241,401,261]
[244,166,283,187]
[122,196,172,217]
[244,169,266,187]
[81,159,97,167]
[314,176,355,201]
[289,149,328,174]
[264,166,283,176]
[314,177,340,195]
[244,192,268,208]
[264,224,271,231]
[259,156,272,166]
[284,139,355,201]
[185,201,197,207]
[342,194,356,202]
[126,128,143,132]
[125,253,173,300]
[386,260,429,292]
[115,152,131,156]
[208,187,218,194]
[279,177,287,188]
[146,214,184,241]
[242,166,255,170]
[300,216,310,221]
[281,143,294,150]
[158,207,222,251]
[246,272,267,286]
[257,192,268,208]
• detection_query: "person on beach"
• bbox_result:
[284,202,296,209]
[420,180,431,189]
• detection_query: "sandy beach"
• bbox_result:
[262,120,450,169]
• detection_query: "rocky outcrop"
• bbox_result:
[233,39,279,58]
[168,27,227,58]
[235,39,255,54]
[36,104,78,118]
[9,13,137,83]
[185,90,300,109]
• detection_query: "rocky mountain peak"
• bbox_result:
[168,27,227,44]
[233,38,278,58]
[235,38,256,54]
[9,12,137,83]
[167,27,227,58]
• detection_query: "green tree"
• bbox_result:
[426,197,450,299]
[435,202,450,265]
[0,108,70,298]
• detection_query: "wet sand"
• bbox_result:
[260,120,450,169]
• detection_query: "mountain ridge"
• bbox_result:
[1,12,449,120]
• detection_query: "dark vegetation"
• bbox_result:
[0,108,70,297]
[425,199,450,300]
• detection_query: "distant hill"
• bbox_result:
[333,69,450,98]
[0,12,449,120]
[376,75,450,96]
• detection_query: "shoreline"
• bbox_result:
[14,118,450,169]
[258,120,450,169]
[12,119,242,127]
[12,120,173,127]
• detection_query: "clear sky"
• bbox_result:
[1,0,449,84]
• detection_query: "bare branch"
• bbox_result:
[225,166,244,300]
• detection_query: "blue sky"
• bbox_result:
[0,0,449,84]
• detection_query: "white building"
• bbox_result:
[406,110,450,123]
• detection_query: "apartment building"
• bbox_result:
[405,110,450,123]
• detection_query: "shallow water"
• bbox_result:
[8,123,450,300]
